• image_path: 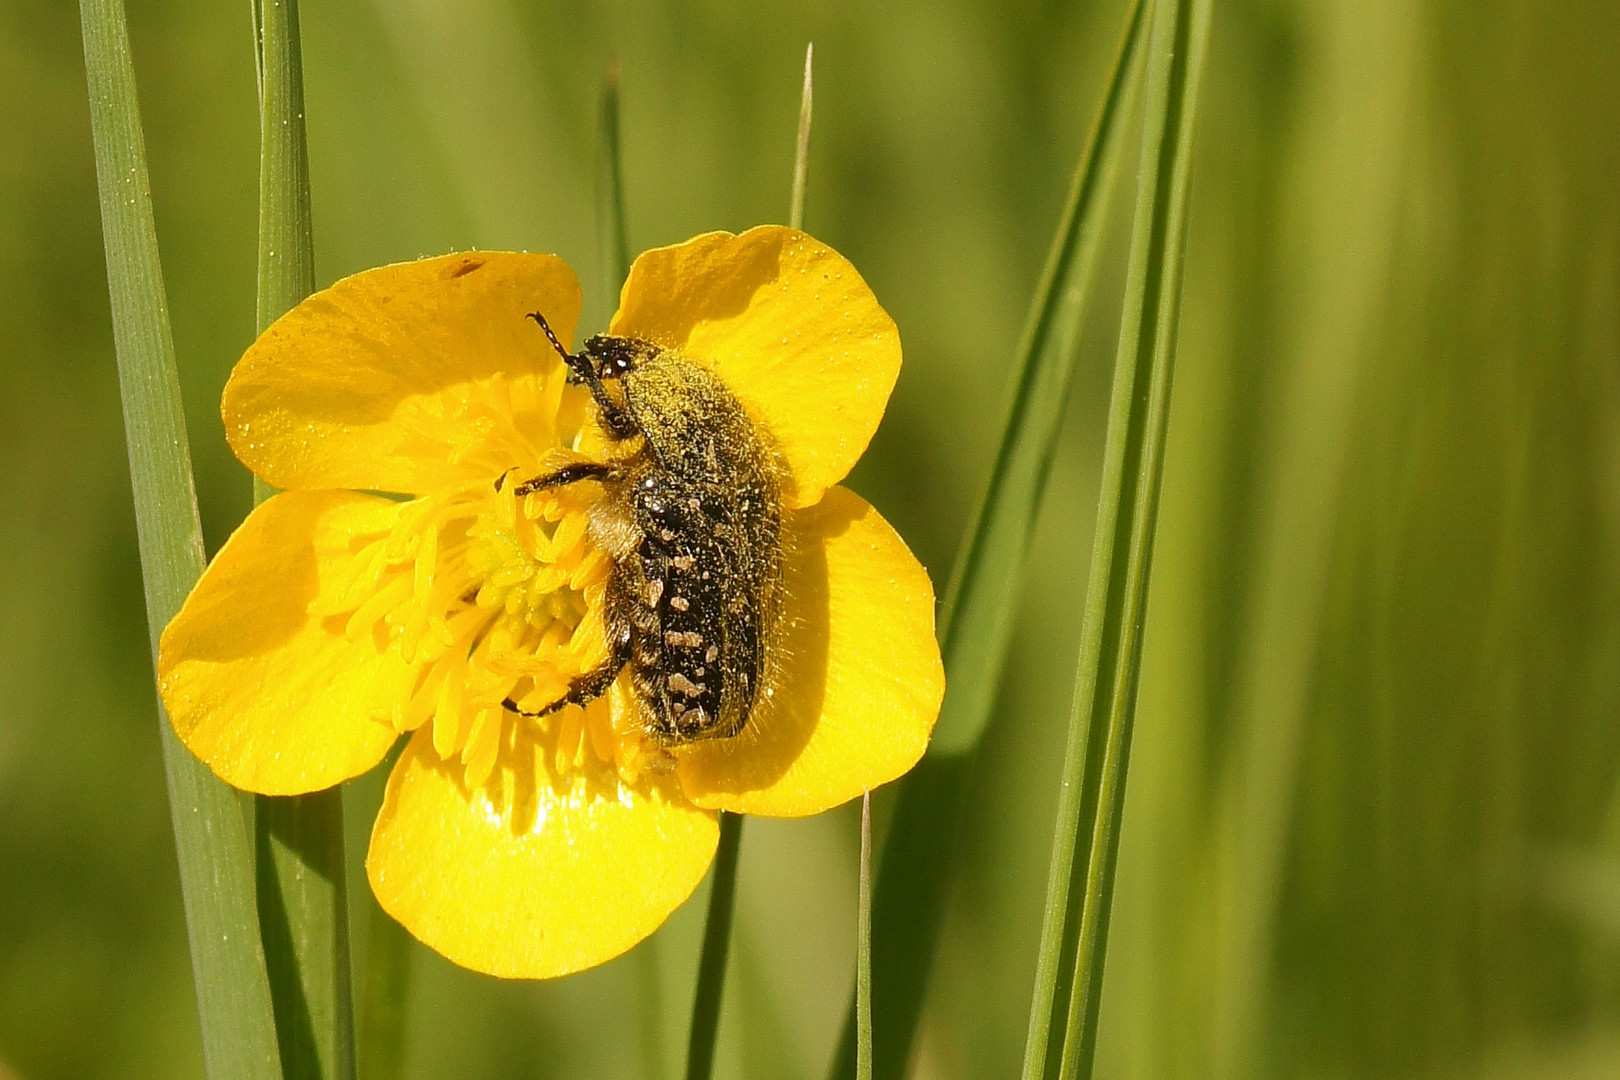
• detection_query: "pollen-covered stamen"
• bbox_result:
[385,370,588,486]
[315,470,657,790]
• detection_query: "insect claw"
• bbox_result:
[501,695,553,719]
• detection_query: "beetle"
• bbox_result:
[500,312,784,745]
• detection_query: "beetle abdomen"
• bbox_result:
[613,352,783,743]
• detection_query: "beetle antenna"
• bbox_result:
[526,311,572,363]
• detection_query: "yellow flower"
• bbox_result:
[157,226,944,979]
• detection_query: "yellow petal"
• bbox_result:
[610,227,901,508]
[367,725,719,979]
[226,252,583,494]
[158,492,410,795]
[675,487,944,816]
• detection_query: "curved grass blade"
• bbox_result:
[930,0,1148,759]
[1022,0,1215,1077]
[79,1,283,1076]
[829,4,1149,1076]
[249,4,357,1079]
[684,46,814,1080]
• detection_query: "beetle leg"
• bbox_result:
[501,618,632,718]
[505,461,614,496]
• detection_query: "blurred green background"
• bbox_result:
[4,0,1619,1078]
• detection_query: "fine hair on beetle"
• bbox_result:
[499,310,795,751]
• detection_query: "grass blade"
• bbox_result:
[930,0,1147,759]
[79,1,283,1076]
[790,43,813,230]
[684,812,743,1080]
[257,792,355,1080]
[597,56,630,314]
[250,3,357,1079]
[357,901,411,1080]
[254,0,315,334]
[829,5,1149,1076]
[1023,0,1215,1077]
[685,49,814,1079]
[856,792,874,1080]
[357,742,411,1080]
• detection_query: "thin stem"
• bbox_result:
[790,43,813,230]
[79,0,282,1075]
[856,793,874,1080]
[597,55,631,315]
[684,812,744,1080]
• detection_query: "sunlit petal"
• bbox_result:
[368,724,720,979]
[610,227,901,508]
[226,252,584,494]
[158,491,409,795]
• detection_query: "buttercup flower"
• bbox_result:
[157,225,944,978]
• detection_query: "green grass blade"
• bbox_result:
[249,4,356,1079]
[79,2,283,1077]
[254,0,315,333]
[828,5,1149,1076]
[257,792,355,1080]
[356,740,411,1080]
[249,0,265,96]
[1023,1,1215,1077]
[597,56,630,314]
[931,0,1148,757]
[357,901,411,1080]
[684,812,743,1080]
[790,43,813,230]
[856,792,874,1080]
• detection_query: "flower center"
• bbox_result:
[321,468,664,791]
